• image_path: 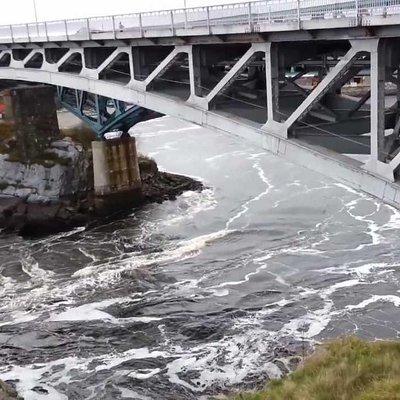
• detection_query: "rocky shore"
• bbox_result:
[0,158,203,237]
[0,137,203,237]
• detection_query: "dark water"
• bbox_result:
[1,116,400,399]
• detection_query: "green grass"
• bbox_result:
[232,337,400,400]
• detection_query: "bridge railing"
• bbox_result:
[1,0,400,44]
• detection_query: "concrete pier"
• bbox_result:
[92,136,142,210]
[2,85,60,161]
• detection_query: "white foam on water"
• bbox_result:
[1,346,167,400]
[317,261,395,279]
[346,294,400,310]
[276,279,364,339]
[134,125,202,138]
[0,365,68,400]
[48,297,163,324]
[118,386,152,400]
[48,298,123,322]
[226,156,274,230]
[205,150,247,163]
[161,188,217,226]
[0,310,40,327]
[126,368,161,379]
[20,253,55,281]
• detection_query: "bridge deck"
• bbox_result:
[1,0,400,46]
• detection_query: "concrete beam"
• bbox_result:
[204,43,265,109]
[143,46,189,91]
[284,46,359,131]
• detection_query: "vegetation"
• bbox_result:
[6,148,70,167]
[61,126,96,150]
[232,337,400,400]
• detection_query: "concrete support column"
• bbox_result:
[92,136,141,197]
[265,42,279,122]
[362,39,398,181]
[190,45,203,97]
[132,47,146,81]
[370,39,386,163]
[262,42,287,138]
[2,85,60,161]
[92,141,111,196]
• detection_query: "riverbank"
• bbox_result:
[230,337,400,400]
[0,154,203,237]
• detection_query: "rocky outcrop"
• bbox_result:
[0,141,202,237]
[0,137,91,202]
[140,157,203,203]
[0,380,22,400]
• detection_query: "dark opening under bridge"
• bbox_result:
[2,0,400,207]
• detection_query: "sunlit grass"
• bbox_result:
[232,337,400,400]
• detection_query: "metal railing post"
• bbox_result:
[26,24,30,42]
[9,25,14,43]
[170,10,175,35]
[206,6,210,34]
[184,8,188,30]
[44,21,49,41]
[297,0,301,29]
[112,16,116,39]
[139,13,143,37]
[64,20,68,40]
[86,18,91,39]
[355,0,359,25]
[248,2,252,31]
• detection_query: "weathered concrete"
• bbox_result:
[2,85,60,161]
[92,136,141,211]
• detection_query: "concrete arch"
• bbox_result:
[1,52,400,211]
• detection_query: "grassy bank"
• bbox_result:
[233,337,400,400]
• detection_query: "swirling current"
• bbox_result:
[1,116,400,399]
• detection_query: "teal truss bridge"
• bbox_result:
[56,87,158,137]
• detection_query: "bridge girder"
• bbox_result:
[56,87,158,138]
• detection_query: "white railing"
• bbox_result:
[1,0,400,43]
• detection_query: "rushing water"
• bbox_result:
[1,116,400,399]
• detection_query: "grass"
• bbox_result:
[232,337,400,400]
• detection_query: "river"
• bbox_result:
[1,116,400,399]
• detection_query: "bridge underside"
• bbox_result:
[56,87,160,137]
[2,34,400,207]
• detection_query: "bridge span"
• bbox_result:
[2,1,400,207]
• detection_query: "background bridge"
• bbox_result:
[1,1,400,208]
[57,87,159,137]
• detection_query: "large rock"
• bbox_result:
[0,137,91,203]
[0,380,22,399]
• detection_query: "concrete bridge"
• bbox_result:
[2,0,400,207]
